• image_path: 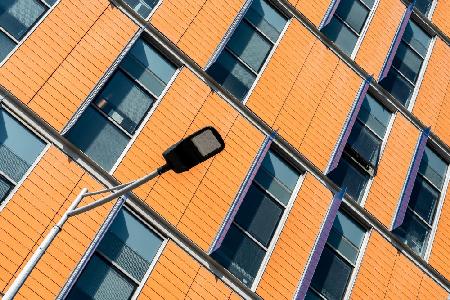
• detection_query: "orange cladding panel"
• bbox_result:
[256,174,333,299]
[364,114,420,228]
[433,0,450,39]
[296,0,332,27]
[355,0,404,77]
[412,39,450,127]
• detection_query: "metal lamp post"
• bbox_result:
[3,126,225,300]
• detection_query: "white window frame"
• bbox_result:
[122,0,163,22]
[351,0,381,59]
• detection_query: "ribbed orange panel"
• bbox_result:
[364,114,420,228]
[0,147,109,299]
[246,19,316,126]
[151,0,245,68]
[413,39,450,127]
[272,41,339,154]
[432,0,450,39]
[296,0,332,27]
[299,61,361,171]
[434,78,450,147]
[0,0,111,104]
[355,0,404,77]
[256,174,333,299]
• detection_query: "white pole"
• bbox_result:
[3,188,88,300]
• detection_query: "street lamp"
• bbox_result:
[3,126,225,300]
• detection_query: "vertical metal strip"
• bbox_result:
[57,196,126,299]
[209,132,275,253]
[378,4,413,81]
[392,127,430,229]
[327,77,371,173]
[319,0,342,29]
[294,188,345,300]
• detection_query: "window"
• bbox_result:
[122,0,159,19]
[211,150,300,287]
[66,38,177,171]
[412,0,434,16]
[393,146,448,256]
[0,108,45,204]
[206,0,288,101]
[380,19,432,107]
[306,211,366,300]
[67,208,164,299]
[328,93,392,202]
[0,0,56,62]
[321,0,376,56]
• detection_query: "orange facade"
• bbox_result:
[0,0,450,299]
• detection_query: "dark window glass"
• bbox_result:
[308,211,365,300]
[321,17,358,56]
[66,106,130,171]
[68,209,163,300]
[321,0,374,56]
[347,120,382,167]
[67,39,176,171]
[414,0,433,16]
[212,149,300,287]
[207,0,287,100]
[0,32,15,62]
[394,146,447,256]
[234,185,283,246]
[358,94,391,137]
[0,0,46,40]
[380,20,431,107]
[123,0,159,18]
[212,224,266,287]
[328,156,370,202]
[227,21,272,72]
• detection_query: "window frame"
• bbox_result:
[63,32,181,174]
[121,0,163,21]
[205,0,291,104]
[66,204,168,300]
[0,0,59,66]
[0,102,49,212]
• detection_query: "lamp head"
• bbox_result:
[163,127,225,173]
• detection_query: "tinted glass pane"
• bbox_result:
[0,176,13,203]
[361,0,375,8]
[380,69,414,106]
[358,94,391,138]
[245,0,287,42]
[67,254,136,300]
[97,209,163,281]
[254,150,299,205]
[310,246,353,300]
[402,20,431,57]
[347,120,382,167]
[212,224,266,287]
[234,184,283,246]
[322,17,358,56]
[207,50,256,101]
[0,31,15,62]
[394,210,430,256]
[94,70,154,134]
[414,0,432,15]
[327,228,359,264]
[0,109,45,182]
[305,289,323,300]
[419,147,447,189]
[124,0,159,18]
[336,0,369,33]
[43,0,57,5]
[227,21,272,72]
[392,42,422,83]
[409,176,439,224]
[127,39,176,86]
[66,106,130,171]
[0,0,45,39]
[328,157,369,202]
[333,211,365,249]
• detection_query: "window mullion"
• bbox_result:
[0,27,20,44]
[242,18,276,46]
[232,222,269,251]
[90,104,134,138]
[333,14,363,37]
[224,47,259,76]
[95,251,141,286]
[406,207,433,229]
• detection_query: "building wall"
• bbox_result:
[1,0,450,299]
